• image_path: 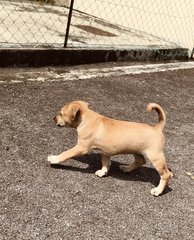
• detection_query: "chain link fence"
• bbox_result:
[0,0,194,57]
[0,0,69,48]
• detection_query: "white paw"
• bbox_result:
[95,169,107,178]
[47,155,59,164]
[151,187,162,197]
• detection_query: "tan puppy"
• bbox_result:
[48,101,172,196]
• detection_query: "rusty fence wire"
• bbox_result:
[0,0,194,57]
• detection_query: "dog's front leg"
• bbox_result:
[95,155,111,177]
[48,145,88,164]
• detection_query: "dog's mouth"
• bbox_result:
[56,122,65,127]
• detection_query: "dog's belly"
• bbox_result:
[89,148,103,154]
[90,144,139,156]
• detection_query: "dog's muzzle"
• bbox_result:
[53,116,65,127]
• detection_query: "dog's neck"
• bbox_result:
[77,109,101,132]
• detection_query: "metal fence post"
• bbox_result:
[191,48,194,59]
[64,0,74,47]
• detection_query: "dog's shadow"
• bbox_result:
[50,153,172,195]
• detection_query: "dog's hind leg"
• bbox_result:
[120,154,146,173]
[145,151,172,196]
[95,155,111,177]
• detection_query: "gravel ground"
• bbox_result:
[0,63,194,240]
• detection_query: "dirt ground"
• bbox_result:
[0,62,194,240]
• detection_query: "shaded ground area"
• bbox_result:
[0,63,194,239]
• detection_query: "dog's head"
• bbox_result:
[53,101,89,128]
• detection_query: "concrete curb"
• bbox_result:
[0,48,189,67]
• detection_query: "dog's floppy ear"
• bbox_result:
[69,103,81,122]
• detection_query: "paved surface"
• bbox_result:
[0,62,194,240]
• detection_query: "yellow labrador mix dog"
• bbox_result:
[48,101,172,196]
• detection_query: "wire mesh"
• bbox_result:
[72,0,194,56]
[0,0,194,57]
[0,0,68,48]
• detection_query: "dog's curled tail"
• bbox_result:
[147,103,166,130]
